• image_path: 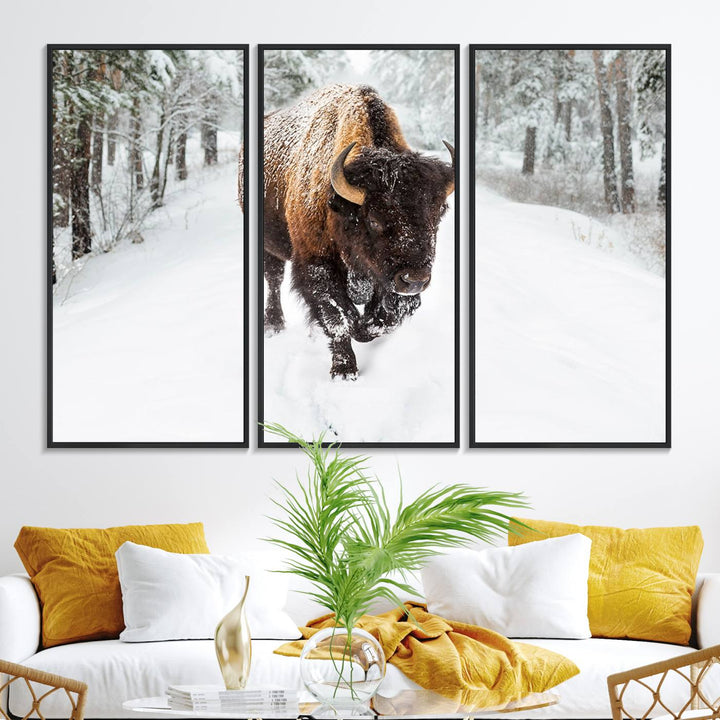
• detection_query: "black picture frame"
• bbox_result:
[257,44,460,449]
[469,44,671,449]
[47,44,250,448]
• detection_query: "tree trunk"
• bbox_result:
[521,126,536,175]
[476,66,490,127]
[614,52,636,213]
[150,106,165,208]
[52,96,71,228]
[593,50,620,213]
[107,110,118,166]
[107,67,123,166]
[91,115,108,232]
[160,126,174,202]
[175,130,188,180]
[563,50,575,141]
[201,113,218,166]
[71,114,93,259]
[91,118,103,192]
[658,138,667,209]
[90,59,105,192]
[129,97,143,191]
[564,101,572,141]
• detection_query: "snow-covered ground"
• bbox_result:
[474,186,666,444]
[52,161,245,443]
[52,149,663,445]
[263,199,456,445]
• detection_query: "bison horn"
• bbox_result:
[330,142,366,206]
[443,140,455,167]
[443,140,455,197]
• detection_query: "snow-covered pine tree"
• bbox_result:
[198,49,244,168]
[543,50,597,177]
[368,49,454,150]
[263,50,349,112]
[634,49,667,209]
[52,52,73,232]
[510,49,554,175]
[474,49,516,167]
[52,49,121,260]
[52,48,244,283]
[475,49,555,175]
[476,49,512,131]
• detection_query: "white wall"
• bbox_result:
[1,0,718,576]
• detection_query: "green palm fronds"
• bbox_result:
[264,424,529,632]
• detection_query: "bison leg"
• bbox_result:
[329,337,358,380]
[264,251,286,335]
[358,291,421,339]
[291,258,361,380]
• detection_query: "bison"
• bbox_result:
[260,84,455,380]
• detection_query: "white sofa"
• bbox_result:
[1,569,719,720]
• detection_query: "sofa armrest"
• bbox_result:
[0,574,41,661]
[696,572,720,649]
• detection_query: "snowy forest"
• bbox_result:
[50,48,246,444]
[475,48,667,275]
[51,48,244,285]
[263,49,455,148]
[472,47,667,444]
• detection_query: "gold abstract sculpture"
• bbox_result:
[214,575,252,690]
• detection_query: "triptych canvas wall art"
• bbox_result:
[47,44,668,449]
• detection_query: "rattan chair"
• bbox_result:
[608,644,720,720]
[0,660,87,720]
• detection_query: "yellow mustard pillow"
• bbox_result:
[509,519,703,645]
[15,522,209,648]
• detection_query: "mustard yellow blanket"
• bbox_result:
[275,603,579,711]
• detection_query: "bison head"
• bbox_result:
[328,142,455,296]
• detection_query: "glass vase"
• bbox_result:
[214,575,251,690]
[299,626,386,716]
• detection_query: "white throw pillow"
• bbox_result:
[421,534,592,639]
[116,541,301,642]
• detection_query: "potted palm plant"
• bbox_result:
[264,423,528,713]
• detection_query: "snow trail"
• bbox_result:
[474,187,666,443]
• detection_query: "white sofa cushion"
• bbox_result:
[11,637,712,719]
[0,574,41,662]
[116,542,300,642]
[421,535,592,639]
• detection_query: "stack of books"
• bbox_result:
[166,685,299,715]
